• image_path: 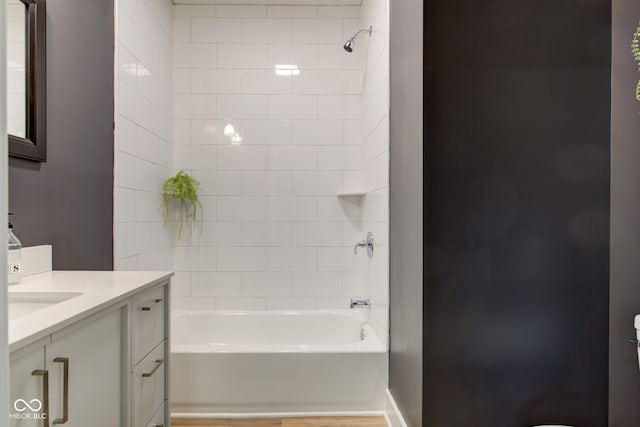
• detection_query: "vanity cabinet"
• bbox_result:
[46,308,124,427]
[131,285,169,427]
[9,279,170,427]
[9,344,46,427]
[146,403,167,427]
[133,343,166,427]
[9,307,124,427]
[132,286,166,365]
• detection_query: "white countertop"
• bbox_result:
[8,271,173,352]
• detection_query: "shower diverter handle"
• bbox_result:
[354,232,374,257]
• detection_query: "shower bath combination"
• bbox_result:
[162,3,391,420]
[344,26,373,52]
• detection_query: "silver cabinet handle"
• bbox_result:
[141,298,163,311]
[52,358,69,425]
[142,359,164,378]
[31,369,49,427]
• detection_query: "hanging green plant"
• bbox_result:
[162,170,203,238]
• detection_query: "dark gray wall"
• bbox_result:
[388,0,424,426]
[8,0,114,270]
[609,0,640,425]
[423,0,610,425]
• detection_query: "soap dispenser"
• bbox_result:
[8,213,22,285]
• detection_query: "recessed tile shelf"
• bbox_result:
[337,191,366,197]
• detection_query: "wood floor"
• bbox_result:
[171,417,387,427]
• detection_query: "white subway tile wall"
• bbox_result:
[170,4,387,314]
[170,4,389,322]
[115,0,174,271]
[360,0,390,347]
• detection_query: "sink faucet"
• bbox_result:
[354,231,374,257]
[350,299,371,309]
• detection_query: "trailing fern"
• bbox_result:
[633,23,640,65]
[162,171,203,238]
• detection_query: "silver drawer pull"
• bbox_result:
[142,359,164,378]
[52,357,69,425]
[31,369,49,427]
[141,298,163,311]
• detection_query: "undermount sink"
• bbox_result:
[8,291,83,321]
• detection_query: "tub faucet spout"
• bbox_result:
[350,299,371,309]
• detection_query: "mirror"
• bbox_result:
[6,0,46,162]
[7,0,26,139]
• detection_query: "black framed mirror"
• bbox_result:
[7,0,46,162]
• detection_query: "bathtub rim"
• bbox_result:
[170,309,387,355]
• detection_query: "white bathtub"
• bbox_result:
[170,310,388,416]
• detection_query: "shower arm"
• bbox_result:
[350,26,373,41]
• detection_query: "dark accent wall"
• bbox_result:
[609,0,640,424]
[423,0,611,426]
[8,0,114,270]
[388,0,424,426]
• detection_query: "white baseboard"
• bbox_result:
[384,389,409,427]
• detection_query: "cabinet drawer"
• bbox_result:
[145,401,167,427]
[132,285,166,365]
[10,345,46,427]
[133,342,166,427]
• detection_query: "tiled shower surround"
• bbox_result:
[359,0,389,345]
[115,1,389,344]
[114,0,174,271]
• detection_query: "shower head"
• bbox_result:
[343,26,373,53]
[344,39,355,53]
